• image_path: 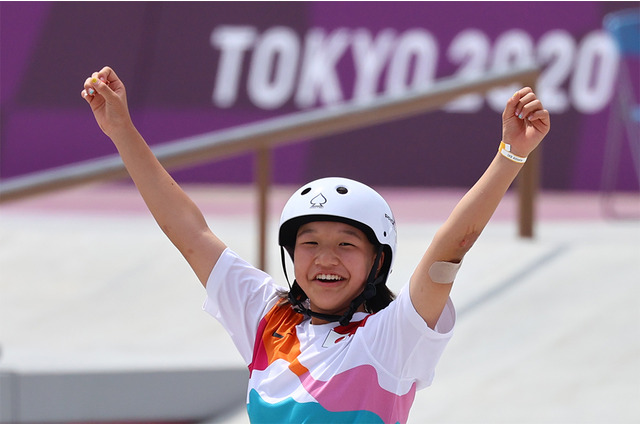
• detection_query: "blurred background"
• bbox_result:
[2,1,639,190]
[1,1,638,423]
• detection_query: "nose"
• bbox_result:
[314,247,339,266]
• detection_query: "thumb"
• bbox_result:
[90,77,118,103]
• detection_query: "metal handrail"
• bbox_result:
[0,67,541,269]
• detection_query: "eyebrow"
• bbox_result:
[297,226,364,240]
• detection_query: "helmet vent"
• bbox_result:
[336,186,348,195]
[301,187,311,195]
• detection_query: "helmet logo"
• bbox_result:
[385,213,396,231]
[310,193,327,208]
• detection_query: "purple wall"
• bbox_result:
[1,1,638,191]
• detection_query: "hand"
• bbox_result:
[81,66,134,138]
[501,87,550,158]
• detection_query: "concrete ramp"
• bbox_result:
[1,183,638,423]
[0,368,248,423]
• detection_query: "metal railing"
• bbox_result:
[0,67,541,270]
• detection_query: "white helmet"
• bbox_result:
[278,177,397,276]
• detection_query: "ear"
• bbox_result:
[375,251,385,276]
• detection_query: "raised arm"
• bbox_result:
[410,87,550,329]
[82,66,226,286]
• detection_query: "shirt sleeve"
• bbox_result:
[362,284,455,389]
[202,248,283,365]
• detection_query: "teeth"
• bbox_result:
[316,274,342,281]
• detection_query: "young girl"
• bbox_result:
[82,67,550,423]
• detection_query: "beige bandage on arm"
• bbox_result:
[428,259,463,284]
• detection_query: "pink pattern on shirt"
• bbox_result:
[299,364,416,423]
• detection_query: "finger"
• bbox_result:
[503,90,521,121]
[97,66,118,85]
[520,99,543,120]
[503,87,532,119]
[88,75,117,102]
[514,92,538,119]
[83,76,97,97]
[88,69,111,87]
[526,108,550,124]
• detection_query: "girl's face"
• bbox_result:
[293,221,379,324]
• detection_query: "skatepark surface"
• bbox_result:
[1,183,638,423]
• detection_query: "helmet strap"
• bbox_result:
[335,246,384,325]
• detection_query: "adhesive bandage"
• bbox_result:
[428,260,463,284]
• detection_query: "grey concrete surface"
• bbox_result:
[0,368,248,423]
[1,183,638,423]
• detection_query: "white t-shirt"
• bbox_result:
[203,248,455,423]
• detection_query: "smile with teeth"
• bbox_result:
[315,274,344,282]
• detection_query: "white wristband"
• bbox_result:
[499,141,527,164]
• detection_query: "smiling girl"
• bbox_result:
[82,66,550,423]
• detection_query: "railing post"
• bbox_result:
[517,78,540,239]
[518,145,540,238]
[256,146,271,271]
